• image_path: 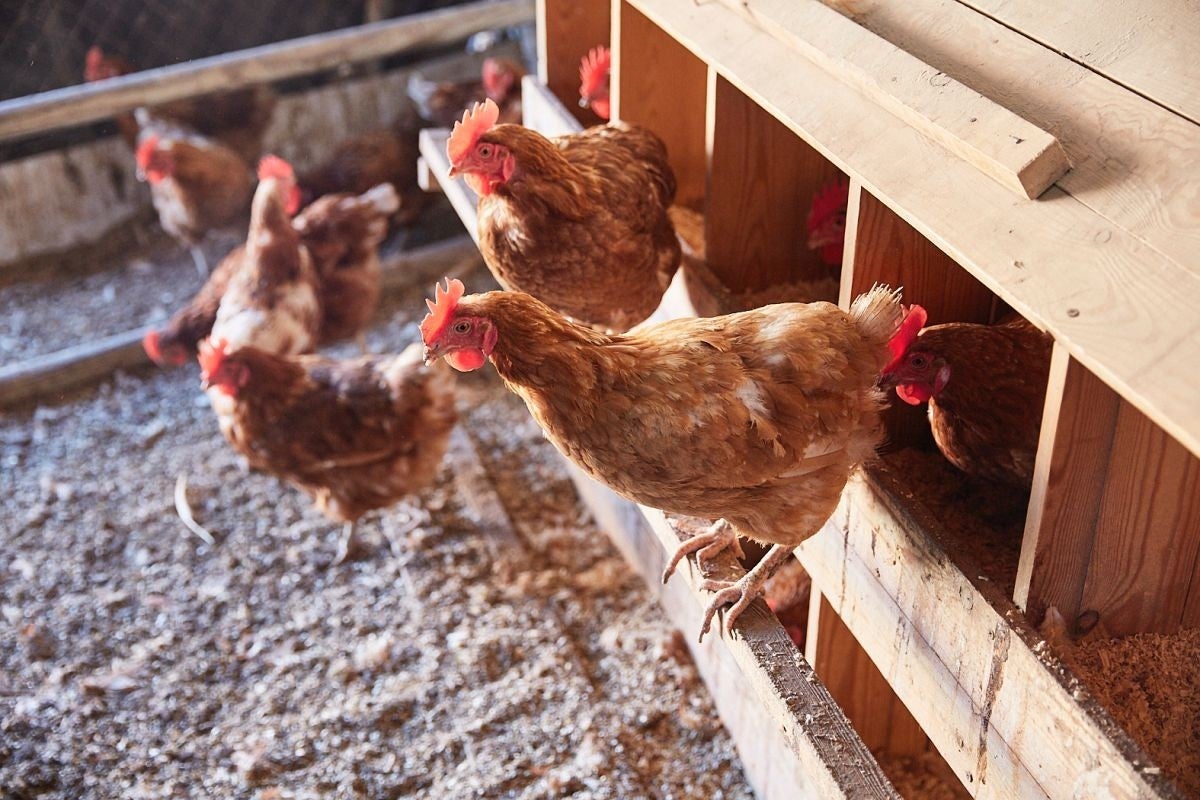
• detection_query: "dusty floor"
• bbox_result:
[0,271,753,799]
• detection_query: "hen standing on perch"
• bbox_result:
[421,278,920,637]
[446,99,680,332]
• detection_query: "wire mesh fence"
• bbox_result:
[0,0,473,103]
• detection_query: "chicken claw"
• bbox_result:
[697,544,794,641]
[662,519,745,585]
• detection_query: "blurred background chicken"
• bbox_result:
[578,45,611,121]
[210,156,320,356]
[84,45,277,164]
[135,121,254,276]
[445,99,680,332]
[882,311,1053,488]
[199,340,457,564]
[806,176,849,268]
[143,180,399,367]
[421,278,919,637]
[406,56,526,128]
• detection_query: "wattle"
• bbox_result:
[447,349,488,372]
[895,383,932,406]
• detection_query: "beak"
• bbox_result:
[422,343,443,365]
[199,374,212,390]
[578,96,590,109]
[446,165,460,179]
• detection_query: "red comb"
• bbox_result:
[579,46,611,98]
[84,46,104,79]
[135,134,160,168]
[142,329,162,363]
[419,278,466,344]
[883,304,927,373]
[806,176,850,233]
[197,337,229,379]
[257,154,294,182]
[446,100,499,166]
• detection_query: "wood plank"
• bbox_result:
[1016,346,1120,623]
[706,73,845,292]
[0,236,482,410]
[417,129,480,245]
[628,0,1200,462]
[798,470,1182,799]
[564,469,899,799]
[831,0,1200,300]
[714,0,1068,199]
[0,0,534,144]
[842,190,995,451]
[1080,399,1200,635]
[807,589,929,759]
[614,2,708,207]
[536,0,610,126]
[517,76,585,137]
[957,0,1200,125]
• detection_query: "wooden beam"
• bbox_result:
[956,0,1200,126]
[614,1,708,208]
[0,236,482,410]
[833,0,1200,310]
[417,130,481,245]
[563,463,900,799]
[706,72,844,292]
[798,470,1181,799]
[0,0,534,144]
[628,0,1200,462]
[536,0,610,126]
[807,589,929,759]
[714,0,1068,199]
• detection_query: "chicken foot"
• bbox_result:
[661,519,745,585]
[332,521,363,565]
[698,544,795,641]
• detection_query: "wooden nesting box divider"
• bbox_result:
[421,0,1200,795]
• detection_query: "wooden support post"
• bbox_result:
[614,1,708,208]
[536,0,610,126]
[705,72,844,293]
[0,0,534,144]
[1018,344,1200,635]
[806,588,928,759]
[841,190,995,450]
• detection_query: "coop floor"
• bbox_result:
[0,274,753,799]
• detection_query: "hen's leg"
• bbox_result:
[662,519,745,584]
[189,246,209,278]
[332,521,361,565]
[698,543,794,641]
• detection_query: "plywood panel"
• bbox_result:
[706,73,845,292]
[615,2,708,207]
[537,0,610,126]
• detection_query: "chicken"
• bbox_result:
[296,123,428,228]
[805,176,849,268]
[446,100,681,332]
[881,312,1053,488]
[293,183,399,347]
[143,181,397,367]
[420,278,921,637]
[135,120,254,275]
[198,339,457,563]
[407,56,526,128]
[210,156,320,356]
[578,46,611,120]
[84,46,276,163]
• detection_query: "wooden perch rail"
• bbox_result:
[0,0,534,144]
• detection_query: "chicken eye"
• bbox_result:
[478,145,493,158]
[910,354,928,368]
[453,320,472,334]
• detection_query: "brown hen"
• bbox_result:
[199,340,457,563]
[421,279,920,637]
[882,312,1053,487]
[446,100,680,332]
